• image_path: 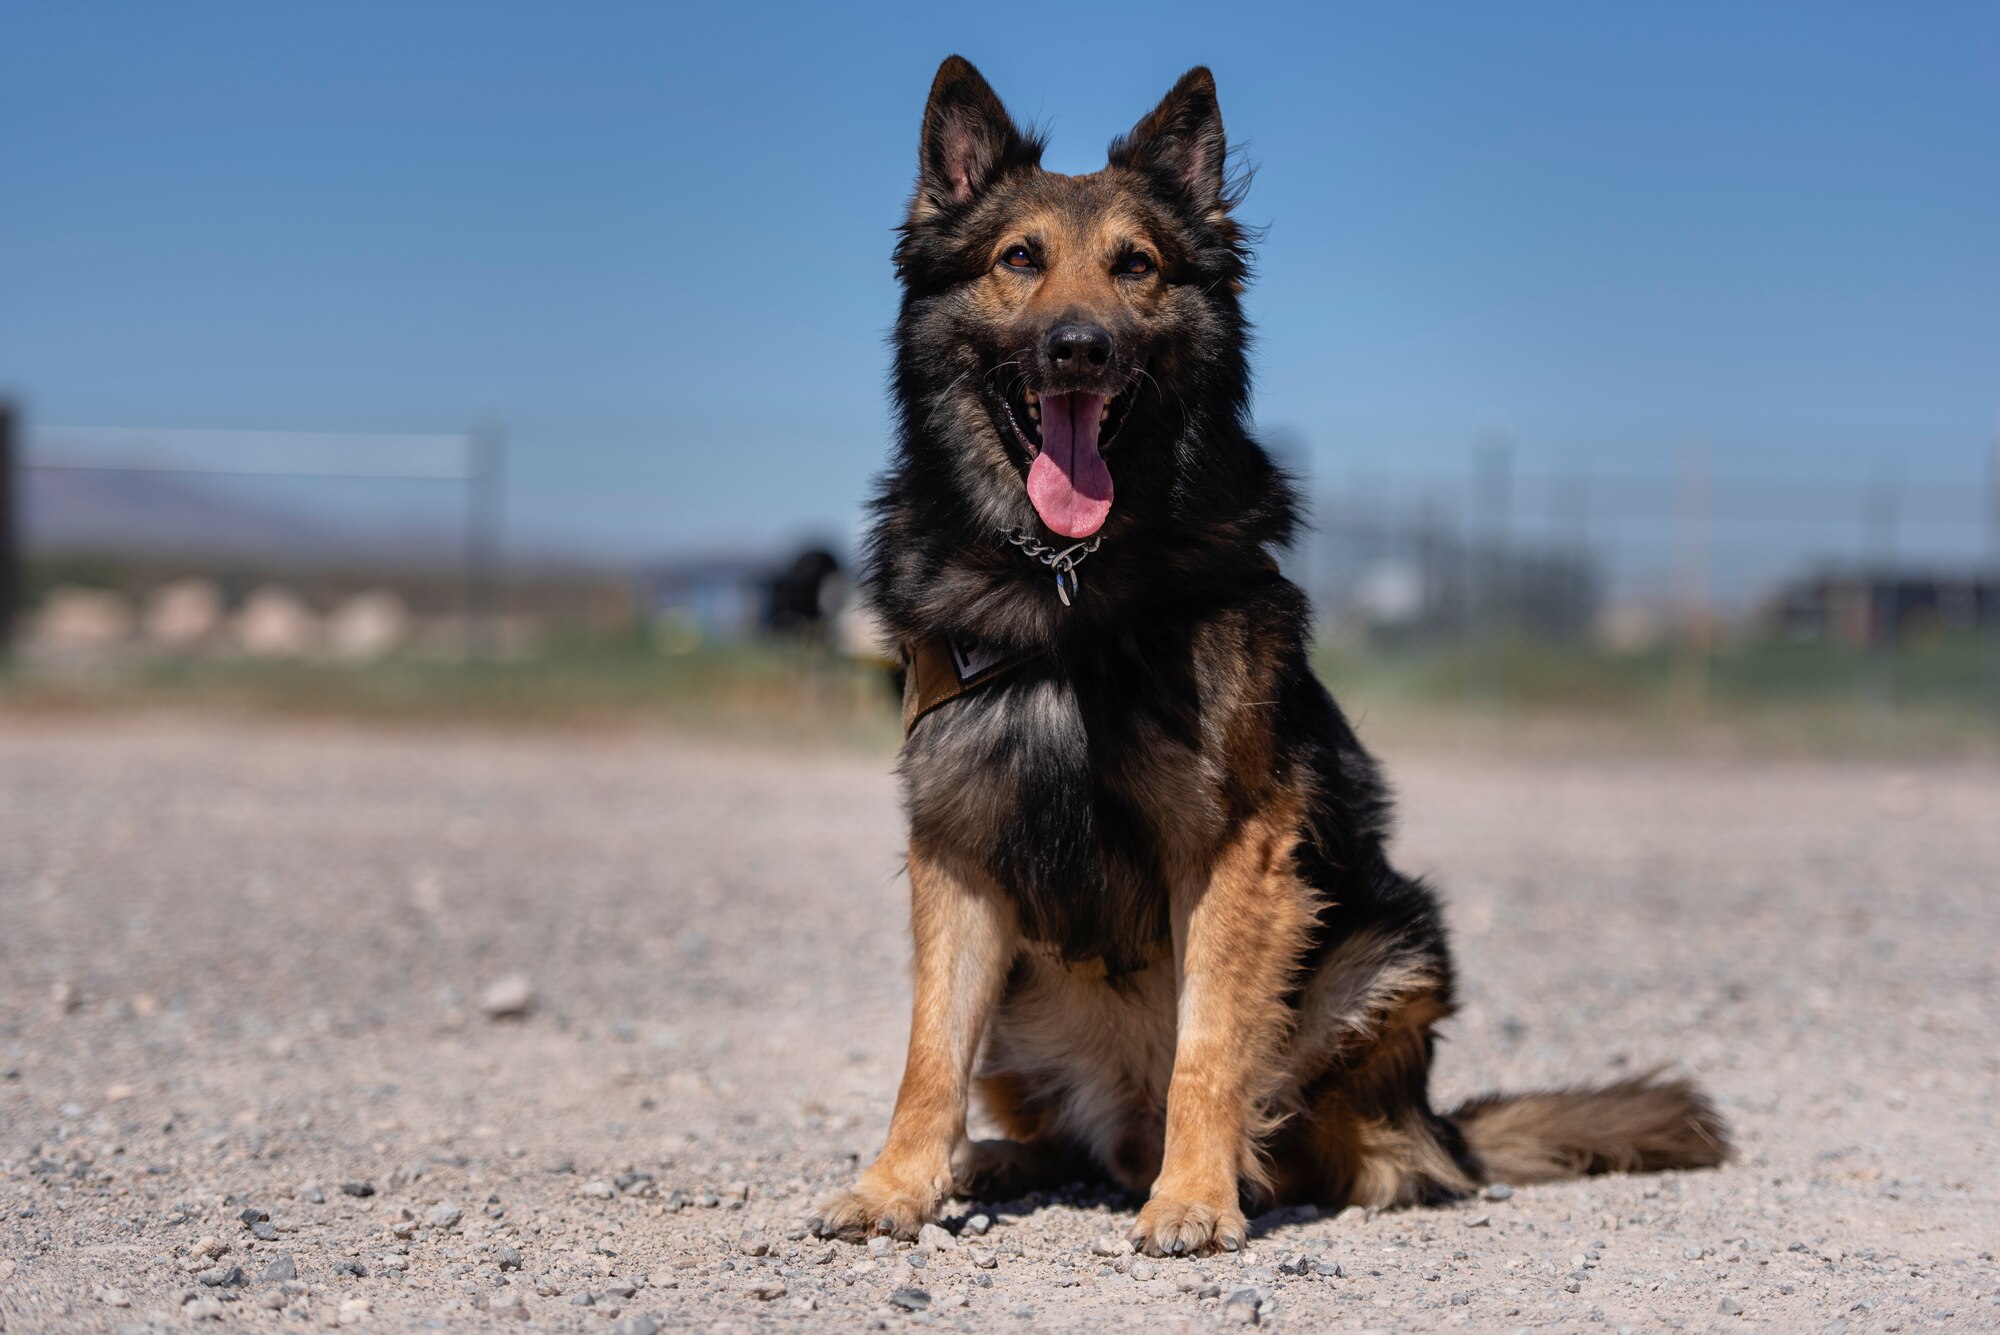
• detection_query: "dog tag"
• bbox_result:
[949,638,1008,683]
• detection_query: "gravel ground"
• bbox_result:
[1,715,1996,1333]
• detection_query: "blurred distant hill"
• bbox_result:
[23,468,370,559]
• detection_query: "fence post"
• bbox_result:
[1674,444,1712,717]
[1559,471,1593,640]
[1990,431,2000,722]
[1473,438,1511,709]
[0,402,18,655]
[463,422,505,661]
[1867,474,1901,707]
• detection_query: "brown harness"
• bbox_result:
[900,635,1041,736]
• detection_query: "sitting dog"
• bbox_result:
[814,56,1726,1257]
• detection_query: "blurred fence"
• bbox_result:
[5,398,2000,720]
[1295,441,2000,715]
[0,410,513,659]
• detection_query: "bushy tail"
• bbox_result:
[1449,1070,1730,1185]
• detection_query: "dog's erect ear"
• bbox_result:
[913,56,1030,223]
[1109,67,1230,218]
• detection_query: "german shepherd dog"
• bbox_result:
[813,57,1727,1257]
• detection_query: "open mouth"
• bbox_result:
[1000,382,1135,457]
[998,382,1133,539]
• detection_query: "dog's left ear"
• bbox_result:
[1109,67,1230,219]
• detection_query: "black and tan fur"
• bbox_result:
[812,57,1727,1257]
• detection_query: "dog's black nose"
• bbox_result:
[1046,323,1112,370]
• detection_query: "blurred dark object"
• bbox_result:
[765,546,846,640]
[1765,566,2000,649]
[0,402,17,652]
[1312,490,1600,648]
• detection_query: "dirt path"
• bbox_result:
[2,717,1995,1332]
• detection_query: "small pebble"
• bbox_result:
[495,1246,523,1271]
[1719,1298,1745,1316]
[964,1213,992,1236]
[970,1247,998,1269]
[581,1180,617,1200]
[888,1286,931,1311]
[612,1319,659,1335]
[429,1203,464,1228]
[917,1223,955,1252]
[1483,1183,1515,1201]
[1130,1260,1156,1282]
[261,1253,297,1283]
[480,974,535,1018]
[340,1181,375,1198]
[1091,1235,1134,1257]
[1223,1293,1261,1325]
[749,1280,788,1300]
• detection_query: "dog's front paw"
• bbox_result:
[1129,1189,1247,1257]
[809,1166,946,1242]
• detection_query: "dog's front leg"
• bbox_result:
[812,849,1017,1241]
[1131,809,1313,1257]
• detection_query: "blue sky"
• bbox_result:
[2,2,1995,575]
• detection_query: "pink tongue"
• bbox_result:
[1026,392,1113,538]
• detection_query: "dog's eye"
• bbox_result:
[1000,246,1036,271]
[1119,254,1156,277]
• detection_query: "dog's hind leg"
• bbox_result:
[1262,924,1480,1209]
[951,1136,1088,1200]
[812,850,1018,1241]
[1279,985,1481,1209]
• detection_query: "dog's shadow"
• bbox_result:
[943,1188,1334,1248]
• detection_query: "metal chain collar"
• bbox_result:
[1004,530,1103,607]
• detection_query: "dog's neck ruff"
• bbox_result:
[1005,529,1103,607]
